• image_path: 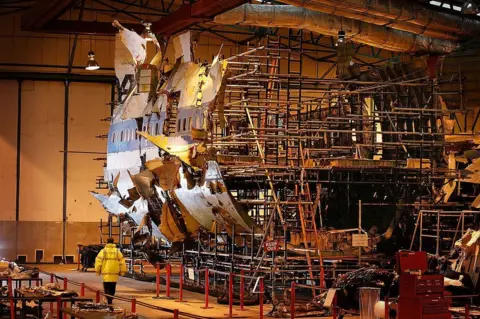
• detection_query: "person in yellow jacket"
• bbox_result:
[95,237,127,304]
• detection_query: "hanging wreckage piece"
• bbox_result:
[93,21,258,252]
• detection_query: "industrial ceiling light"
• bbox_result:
[85,51,100,71]
[462,0,479,14]
[337,30,346,46]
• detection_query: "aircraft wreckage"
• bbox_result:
[89,18,480,314]
[91,21,257,252]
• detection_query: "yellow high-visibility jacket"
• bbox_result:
[95,243,127,282]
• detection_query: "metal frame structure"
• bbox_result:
[410,210,480,255]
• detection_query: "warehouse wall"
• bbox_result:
[0,79,111,262]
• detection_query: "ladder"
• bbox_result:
[296,144,324,295]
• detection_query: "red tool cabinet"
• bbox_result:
[396,251,451,319]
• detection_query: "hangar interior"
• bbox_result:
[1,0,480,318]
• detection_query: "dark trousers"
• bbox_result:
[103,282,117,304]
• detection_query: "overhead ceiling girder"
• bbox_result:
[151,0,248,35]
[39,20,144,35]
[21,0,78,31]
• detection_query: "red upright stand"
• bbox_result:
[49,274,54,311]
[173,309,179,319]
[237,269,247,311]
[385,296,389,319]
[332,294,337,319]
[56,296,62,319]
[465,304,470,319]
[131,298,136,314]
[225,273,237,317]
[259,278,264,319]
[8,278,14,319]
[95,290,100,303]
[166,264,171,298]
[153,262,160,298]
[175,264,186,302]
[320,267,325,289]
[290,281,296,319]
[63,278,67,290]
[80,283,85,297]
[201,268,212,309]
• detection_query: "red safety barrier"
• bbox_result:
[320,267,325,289]
[49,276,53,310]
[63,277,68,290]
[466,304,470,319]
[80,283,85,297]
[173,309,179,319]
[175,264,187,302]
[225,273,237,317]
[259,278,264,319]
[155,262,160,298]
[95,290,100,303]
[201,268,212,309]
[131,298,136,314]
[385,296,389,319]
[166,264,171,298]
[8,278,14,319]
[56,296,61,319]
[290,281,295,319]
[238,269,246,311]
[332,294,337,319]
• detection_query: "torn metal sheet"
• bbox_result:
[115,20,147,64]
[461,159,480,184]
[90,191,129,215]
[146,158,181,191]
[173,31,193,63]
[137,131,196,167]
[128,169,155,198]
[128,198,169,244]
[174,161,255,234]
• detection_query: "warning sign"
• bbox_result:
[187,267,195,280]
[352,234,369,247]
[264,240,280,252]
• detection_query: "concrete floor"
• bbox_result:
[36,264,352,319]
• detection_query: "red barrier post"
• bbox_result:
[175,264,186,302]
[166,264,171,298]
[63,277,67,290]
[8,278,14,319]
[173,309,179,319]
[95,290,100,303]
[259,278,264,319]
[80,283,85,297]
[465,304,470,319]
[332,294,337,319]
[56,296,62,319]
[384,296,389,319]
[238,269,246,311]
[224,273,236,317]
[201,268,212,309]
[155,262,160,298]
[131,298,136,314]
[49,275,53,310]
[320,267,325,289]
[290,281,296,319]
